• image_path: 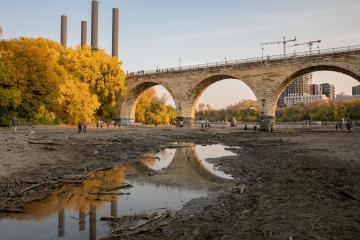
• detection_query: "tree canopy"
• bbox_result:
[135,88,176,125]
[0,38,126,125]
[196,99,360,122]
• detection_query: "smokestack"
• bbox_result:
[112,8,119,58]
[61,15,67,47]
[81,21,87,47]
[91,0,99,50]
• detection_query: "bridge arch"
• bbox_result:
[181,74,260,125]
[272,63,360,117]
[120,81,176,124]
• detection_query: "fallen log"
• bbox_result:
[103,183,133,192]
[88,192,130,196]
[100,216,122,221]
[0,208,24,213]
[18,183,45,195]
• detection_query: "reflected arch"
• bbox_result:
[132,144,231,188]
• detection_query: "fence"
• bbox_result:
[127,45,360,77]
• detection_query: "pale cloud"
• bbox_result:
[326,33,360,43]
[165,3,360,42]
[165,23,298,41]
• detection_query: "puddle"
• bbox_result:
[141,148,176,171]
[195,144,236,180]
[0,143,238,240]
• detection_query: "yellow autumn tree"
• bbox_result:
[59,46,126,119]
[135,88,156,123]
[135,87,177,125]
[58,76,100,125]
[0,38,126,125]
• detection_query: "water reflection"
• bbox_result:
[141,148,176,171]
[195,144,236,180]
[0,144,237,240]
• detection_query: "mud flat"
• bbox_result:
[1,126,360,239]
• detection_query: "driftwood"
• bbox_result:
[84,167,113,178]
[103,183,133,192]
[88,192,130,196]
[100,216,122,221]
[17,182,45,195]
[27,141,61,146]
[0,208,24,213]
[102,210,176,239]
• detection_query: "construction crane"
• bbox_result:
[288,40,321,53]
[260,36,297,59]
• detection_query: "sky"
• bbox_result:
[1,0,360,109]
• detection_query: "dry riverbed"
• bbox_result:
[1,125,360,239]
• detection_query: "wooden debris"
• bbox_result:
[0,208,24,213]
[88,192,130,196]
[103,183,133,192]
[17,182,45,195]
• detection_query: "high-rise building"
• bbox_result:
[320,83,335,101]
[277,74,312,107]
[309,84,321,95]
[353,85,360,96]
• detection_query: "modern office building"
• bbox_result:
[353,85,360,96]
[309,84,321,95]
[277,74,312,107]
[320,83,335,101]
[284,93,329,106]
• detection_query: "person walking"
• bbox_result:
[83,121,87,133]
[10,116,18,131]
[346,120,352,134]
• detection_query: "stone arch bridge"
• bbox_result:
[115,45,360,130]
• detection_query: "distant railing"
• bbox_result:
[127,44,360,77]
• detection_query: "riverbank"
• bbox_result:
[1,126,360,239]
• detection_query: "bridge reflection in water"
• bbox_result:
[0,144,236,240]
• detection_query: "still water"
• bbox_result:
[0,143,237,240]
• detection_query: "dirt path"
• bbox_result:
[1,126,360,239]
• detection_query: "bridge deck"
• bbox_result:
[127,45,360,78]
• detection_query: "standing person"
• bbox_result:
[10,116,18,131]
[346,120,352,134]
[83,121,87,133]
[78,121,82,134]
[335,122,339,132]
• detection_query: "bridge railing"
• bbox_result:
[127,44,360,77]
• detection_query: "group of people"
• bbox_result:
[335,120,359,133]
[77,121,87,134]
[201,120,211,128]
